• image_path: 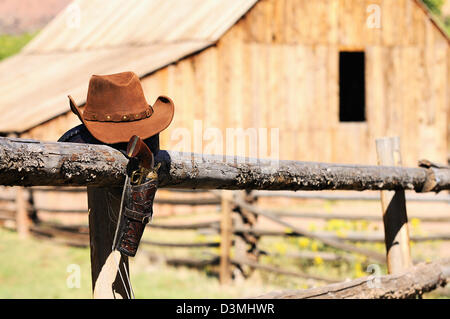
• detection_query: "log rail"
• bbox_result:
[0,137,449,191]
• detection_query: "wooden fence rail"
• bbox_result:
[1,137,449,191]
[254,190,450,203]
[210,227,450,242]
[266,210,450,222]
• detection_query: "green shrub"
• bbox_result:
[423,0,444,15]
[0,32,37,61]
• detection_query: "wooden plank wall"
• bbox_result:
[137,0,448,166]
[25,0,449,168]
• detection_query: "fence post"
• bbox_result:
[27,188,38,224]
[15,187,30,238]
[233,190,259,278]
[376,137,412,273]
[219,190,233,285]
[243,190,259,263]
[88,187,131,299]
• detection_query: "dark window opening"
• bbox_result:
[339,51,366,122]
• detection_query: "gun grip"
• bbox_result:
[126,135,154,169]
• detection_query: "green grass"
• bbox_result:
[0,32,37,61]
[0,227,271,299]
[0,228,92,298]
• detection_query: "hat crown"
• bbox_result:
[68,71,175,144]
[85,71,149,117]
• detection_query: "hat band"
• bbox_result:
[83,105,154,122]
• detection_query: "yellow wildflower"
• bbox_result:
[359,220,369,231]
[195,234,207,242]
[410,218,421,230]
[298,237,310,248]
[314,256,324,266]
[375,242,384,252]
[274,242,287,255]
[354,262,365,278]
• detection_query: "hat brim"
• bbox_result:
[69,95,174,144]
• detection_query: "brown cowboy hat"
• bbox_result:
[69,71,174,144]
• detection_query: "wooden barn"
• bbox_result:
[0,0,448,220]
[0,0,448,165]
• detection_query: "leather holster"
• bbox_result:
[115,176,158,257]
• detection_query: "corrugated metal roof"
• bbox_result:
[0,42,211,132]
[23,0,257,53]
[0,0,257,133]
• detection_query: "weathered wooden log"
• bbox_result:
[260,250,356,263]
[31,186,86,192]
[15,187,31,238]
[154,197,220,205]
[30,224,89,242]
[254,190,450,202]
[141,239,221,248]
[143,251,220,268]
[34,207,87,213]
[36,221,88,234]
[232,228,450,242]
[268,210,450,222]
[232,191,261,279]
[219,191,233,285]
[206,225,450,242]
[148,220,220,230]
[0,209,15,219]
[31,231,89,248]
[0,195,15,202]
[1,137,449,191]
[253,258,450,299]
[0,138,127,186]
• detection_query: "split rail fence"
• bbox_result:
[0,136,449,298]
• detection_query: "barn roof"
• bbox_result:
[0,0,257,133]
[0,0,447,134]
